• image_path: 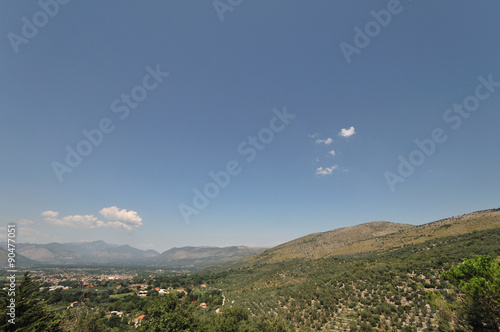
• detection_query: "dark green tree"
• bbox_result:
[207,306,250,332]
[106,314,122,328]
[70,309,110,332]
[254,315,293,332]
[138,293,198,331]
[0,271,63,331]
[441,255,500,331]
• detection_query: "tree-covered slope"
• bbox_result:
[238,209,500,267]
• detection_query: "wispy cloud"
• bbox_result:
[315,165,338,175]
[328,150,335,156]
[339,126,356,137]
[308,133,318,138]
[315,137,333,145]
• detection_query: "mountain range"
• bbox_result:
[2,208,499,270]
[0,240,268,269]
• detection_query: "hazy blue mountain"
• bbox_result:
[8,241,266,269]
[15,241,158,265]
[0,247,37,268]
[155,246,268,268]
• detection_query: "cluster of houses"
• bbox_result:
[129,283,149,290]
[46,285,70,291]
[135,286,188,297]
[60,282,216,329]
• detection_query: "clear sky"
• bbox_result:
[1,1,499,252]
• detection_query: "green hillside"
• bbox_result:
[239,209,500,267]
[199,209,500,330]
[211,226,500,330]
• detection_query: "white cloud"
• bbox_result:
[42,212,105,229]
[18,219,34,225]
[99,206,143,229]
[315,165,338,175]
[328,150,335,156]
[339,126,356,137]
[315,137,333,145]
[308,133,318,138]
[41,206,143,231]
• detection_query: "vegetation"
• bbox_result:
[212,227,500,331]
[1,209,499,331]
[428,255,500,331]
[240,209,500,265]
[0,272,63,331]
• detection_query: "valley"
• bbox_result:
[1,208,499,331]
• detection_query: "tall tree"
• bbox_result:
[442,255,500,331]
[137,293,198,331]
[0,271,63,331]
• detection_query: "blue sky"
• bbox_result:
[1,1,499,252]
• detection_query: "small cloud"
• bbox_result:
[99,206,143,230]
[315,137,333,145]
[328,150,335,156]
[308,133,318,138]
[0,227,6,232]
[315,165,338,176]
[339,126,356,137]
